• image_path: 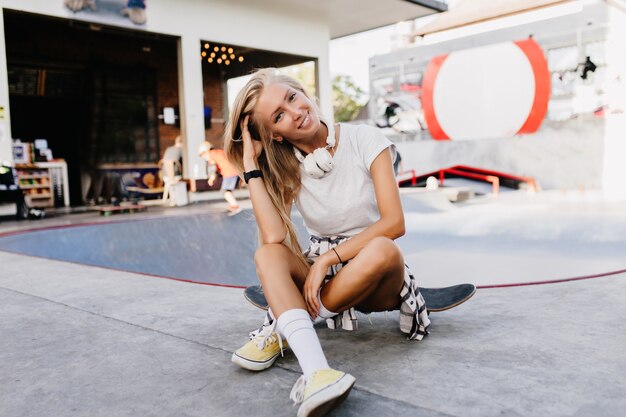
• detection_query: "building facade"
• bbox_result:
[0,0,445,205]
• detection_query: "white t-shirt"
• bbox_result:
[295,123,394,237]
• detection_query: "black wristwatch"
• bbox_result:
[244,170,263,184]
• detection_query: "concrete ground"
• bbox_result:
[1,190,625,416]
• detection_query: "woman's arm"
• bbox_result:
[241,115,290,244]
[246,172,291,244]
[319,147,404,266]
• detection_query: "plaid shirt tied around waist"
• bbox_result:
[303,235,430,341]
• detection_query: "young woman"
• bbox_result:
[224,68,430,417]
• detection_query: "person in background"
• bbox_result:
[161,136,183,176]
[198,141,241,216]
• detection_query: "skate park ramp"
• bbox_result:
[0,191,625,288]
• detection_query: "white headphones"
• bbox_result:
[293,123,336,179]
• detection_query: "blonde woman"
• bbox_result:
[224,68,430,417]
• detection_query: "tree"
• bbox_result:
[332,74,366,122]
[282,62,316,97]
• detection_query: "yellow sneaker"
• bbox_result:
[231,320,288,371]
[290,369,356,417]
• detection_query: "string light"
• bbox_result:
[201,43,245,65]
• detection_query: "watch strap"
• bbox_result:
[244,170,263,184]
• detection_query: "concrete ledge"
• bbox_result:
[188,188,250,204]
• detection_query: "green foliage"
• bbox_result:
[282,62,317,97]
[332,74,366,122]
[281,66,366,123]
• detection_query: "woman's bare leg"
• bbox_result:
[254,243,309,316]
[254,243,332,378]
[320,237,405,313]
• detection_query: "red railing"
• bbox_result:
[398,165,537,196]
[396,169,418,186]
[441,168,500,196]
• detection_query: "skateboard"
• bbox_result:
[244,283,476,313]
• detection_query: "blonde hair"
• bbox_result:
[224,68,323,266]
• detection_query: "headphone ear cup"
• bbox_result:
[303,154,326,179]
[313,148,334,173]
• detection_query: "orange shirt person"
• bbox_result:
[198,141,241,215]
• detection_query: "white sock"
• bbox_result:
[317,293,339,320]
[277,309,329,377]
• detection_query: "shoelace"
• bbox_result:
[250,319,285,356]
[289,374,308,405]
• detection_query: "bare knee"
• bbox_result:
[357,237,403,277]
[254,243,288,282]
[254,243,285,268]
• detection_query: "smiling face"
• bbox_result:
[254,82,322,146]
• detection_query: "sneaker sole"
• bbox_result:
[231,351,280,371]
[297,373,356,417]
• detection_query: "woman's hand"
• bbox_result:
[303,253,335,319]
[241,115,263,170]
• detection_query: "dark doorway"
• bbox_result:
[4,10,178,206]
[8,66,87,206]
[88,64,159,164]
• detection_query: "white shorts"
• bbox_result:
[220,175,239,191]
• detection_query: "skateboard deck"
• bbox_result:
[244,283,475,313]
